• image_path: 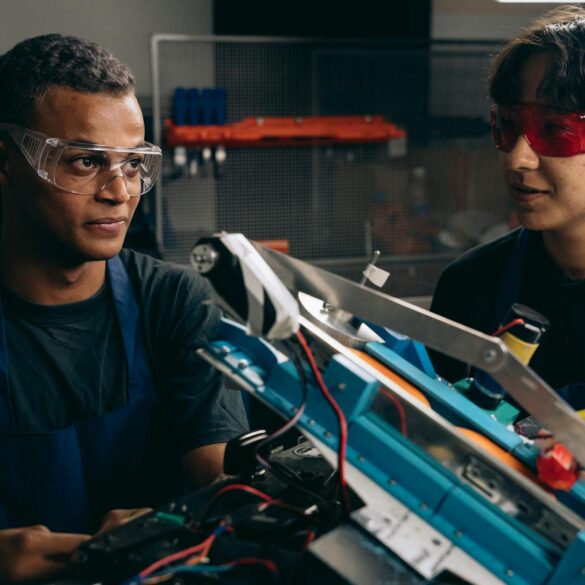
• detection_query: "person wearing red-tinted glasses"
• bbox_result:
[431,5,585,412]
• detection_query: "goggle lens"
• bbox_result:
[50,147,160,196]
[0,123,162,197]
[491,103,585,157]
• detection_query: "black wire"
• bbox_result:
[253,338,333,509]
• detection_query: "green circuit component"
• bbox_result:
[155,511,187,526]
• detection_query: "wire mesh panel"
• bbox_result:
[152,36,506,295]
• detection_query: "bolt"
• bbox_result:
[454,530,463,538]
[388,479,396,486]
[483,349,498,363]
[505,569,514,577]
[237,359,249,369]
[358,455,365,462]
[337,383,347,391]
[309,419,316,426]
[419,503,428,510]
[324,431,332,438]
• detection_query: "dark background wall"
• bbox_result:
[214,0,431,39]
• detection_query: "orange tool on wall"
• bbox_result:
[165,115,406,148]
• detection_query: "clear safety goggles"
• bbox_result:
[0,123,162,196]
[490,102,585,158]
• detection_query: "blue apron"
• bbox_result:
[493,228,585,410]
[0,256,184,533]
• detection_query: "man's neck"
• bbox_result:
[0,248,107,305]
[542,227,585,280]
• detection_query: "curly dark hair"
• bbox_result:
[0,33,136,126]
[489,5,585,111]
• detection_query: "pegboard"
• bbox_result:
[151,36,505,295]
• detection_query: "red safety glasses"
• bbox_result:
[490,103,585,158]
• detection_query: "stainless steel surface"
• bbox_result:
[336,444,505,585]
[198,311,585,552]
[258,245,585,468]
[299,316,585,551]
[298,292,383,348]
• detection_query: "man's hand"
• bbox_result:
[96,508,153,536]
[183,443,227,489]
[0,525,89,583]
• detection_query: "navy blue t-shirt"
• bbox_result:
[3,249,248,453]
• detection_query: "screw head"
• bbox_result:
[191,244,218,274]
[483,349,498,363]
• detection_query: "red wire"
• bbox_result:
[491,318,525,338]
[303,529,316,548]
[208,483,273,503]
[225,556,279,576]
[295,330,351,515]
[139,533,217,578]
[141,485,300,580]
[465,318,526,377]
[199,483,273,523]
[256,500,307,515]
[380,387,408,437]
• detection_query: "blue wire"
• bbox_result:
[154,564,233,576]
[120,563,233,585]
[120,578,142,585]
[120,523,230,585]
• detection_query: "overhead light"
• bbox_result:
[496,0,585,3]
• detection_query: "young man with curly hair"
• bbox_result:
[0,34,248,582]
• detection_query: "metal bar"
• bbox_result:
[150,34,164,251]
[258,245,585,466]
[150,33,505,47]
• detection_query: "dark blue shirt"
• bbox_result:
[430,229,585,389]
[3,249,248,452]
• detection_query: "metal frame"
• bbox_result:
[150,34,504,261]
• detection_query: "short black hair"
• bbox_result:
[0,33,136,126]
[489,5,585,111]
